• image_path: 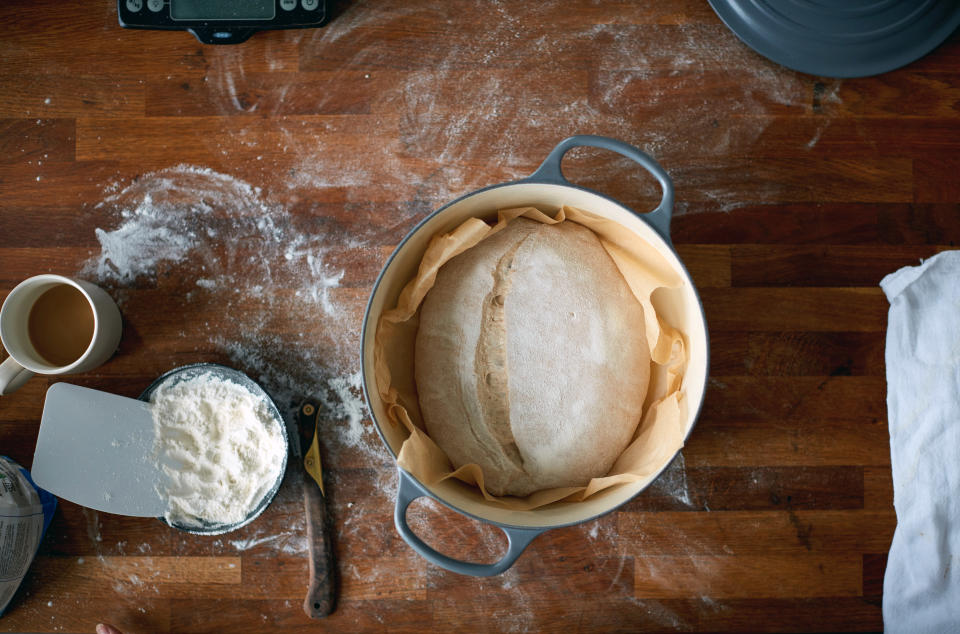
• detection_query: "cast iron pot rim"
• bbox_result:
[361,176,710,531]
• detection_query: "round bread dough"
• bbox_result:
[414,217,650,497]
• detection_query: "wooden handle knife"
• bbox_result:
[296,401,337,618]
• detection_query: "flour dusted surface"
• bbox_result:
[151,373,287,529]
[83,166,379,460]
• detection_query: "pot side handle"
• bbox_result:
[526,134,674,243]
[394,469,545,577]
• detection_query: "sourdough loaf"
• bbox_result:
[414,217,650,497]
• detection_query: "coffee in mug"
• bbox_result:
[28,284,96,367]
[0,275,122,396]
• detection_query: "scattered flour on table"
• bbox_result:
[82,165,380,456]
[649,452,695,508]
[193,1,846,241]
[229,531,307,555]
[150,372,287,529]
[90,196,198,284]
[289,1,843,215]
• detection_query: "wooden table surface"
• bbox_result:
[2,1,959,632]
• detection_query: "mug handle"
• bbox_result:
[0,357,34,396]
[525,134,675,243]
[394,469,545,577]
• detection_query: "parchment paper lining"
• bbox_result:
[374,205,688,510]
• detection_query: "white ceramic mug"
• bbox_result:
[0,275,122,395]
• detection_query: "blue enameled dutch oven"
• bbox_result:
[361,135,709,576]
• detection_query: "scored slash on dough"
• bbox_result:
[475,234,532,474]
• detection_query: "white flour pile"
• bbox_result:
[150,372,287,529]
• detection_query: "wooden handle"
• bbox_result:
[297,401,336,618]
[303,476,336,618]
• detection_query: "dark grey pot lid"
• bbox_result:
[708,0,960,78]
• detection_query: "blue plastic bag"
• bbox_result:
[0,456,57,616]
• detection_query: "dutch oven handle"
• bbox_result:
[394,469,546,577]
[525,134,674,243]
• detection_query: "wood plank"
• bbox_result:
[590,70,809,119]
[0,118,75,164]
[626,466,864,512]
[750,117,960,157]
[915,155,960,203]
[74,116,397,164]
[0,75,145,118]
[544,115,960,163]
[0,380,47,422]
[669,158,913,204]
[428,596,882,633]
[863,553,888,598]
[494,0,722,27]
[674,597,882,633]
[863,467,894,510]
[633,554,862,599]
[700,288,888,332]
[0,597,171,634]
[71,116,539,204]
[0,247,93,283]
[147,72,375,117]
[71,113,681,198]
[300,10,587,72]
[0,160,126,212]
[165,595,888,633]
[616,510,896,556]
[424,554,637,624]
[0,210,109,248]
[730,245,943,287]
[23,554,423,601]
[546,155,906,207]
[683,420,890,468]
[671,203,960,245]
[674,244,731,287]
[83,286,368,341]
[0,421,44,471]
[824,73,960,118]
[27,556,240,598]
[700,376,887,422]
[303,20,793,74]
[169,598,436,634]
[146,70,591,118]
[242,555,428,601]
[707,332,885,376]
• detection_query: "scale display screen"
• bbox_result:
[170,0,276,21]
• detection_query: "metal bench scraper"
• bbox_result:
[32,382,165,517]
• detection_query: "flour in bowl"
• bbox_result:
[150,372,287,529]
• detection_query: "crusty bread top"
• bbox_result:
[415,218,650,497]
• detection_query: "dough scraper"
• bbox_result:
[32,382,165,517]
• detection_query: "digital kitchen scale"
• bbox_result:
[118,0,327,45]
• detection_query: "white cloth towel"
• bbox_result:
[881,250,960,633]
